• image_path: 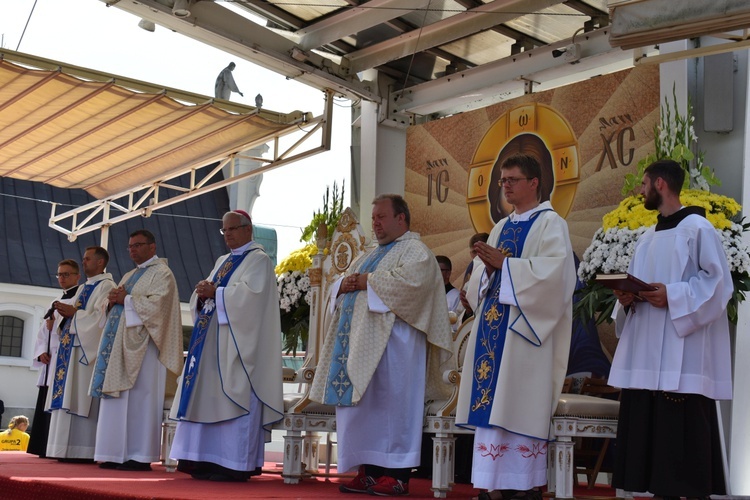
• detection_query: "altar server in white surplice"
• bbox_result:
[310,194,453,497]
[27,260,80,458]
[455,153,576,500]
[91,229,183,471]
[609,159,733,499]
[170,210,283,482]
[46,246,115,461]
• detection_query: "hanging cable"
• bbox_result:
[16,0,38,51]
[396,0,433,98]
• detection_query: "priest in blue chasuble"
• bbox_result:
[47,246,115,461]
[170,210,283,482]
[455,153,576,500]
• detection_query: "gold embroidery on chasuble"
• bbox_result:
[469,222,529,416]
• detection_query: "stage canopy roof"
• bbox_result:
[0,49,331,240]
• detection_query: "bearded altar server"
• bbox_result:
[91,229,183,471]
[46,246,115,461]
[310,194,453,497]
[455,153,576,500]
[169,210,283,482]
[610,159,733,498]
[27,260,80,457]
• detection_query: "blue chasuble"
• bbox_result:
[323,241,397,406]
[90,267,149,399]
[466,209,549,427]
[49,281,103,409]
[176,248,256,418]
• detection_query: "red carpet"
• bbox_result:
[0,452,618,499]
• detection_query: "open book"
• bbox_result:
[594,273,657,294]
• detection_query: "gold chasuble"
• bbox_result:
[100,258,184,397]
[310,232,454,406]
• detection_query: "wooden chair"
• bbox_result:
[276,208,463,498]
[423,316,473,498]
[575,377,620,488]
[548,383,620,499]
[275,208,367,483]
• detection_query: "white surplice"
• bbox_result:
[609,213,733,399]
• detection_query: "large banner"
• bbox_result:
[407,64,659,274]
[405,64,660,362]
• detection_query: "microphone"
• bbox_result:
[44,302,57,320]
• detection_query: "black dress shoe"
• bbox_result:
[116,460,152,471]
[208,473,246,482]
[99,461,120,469]
[58,458,95,464]
[190,471,212,480]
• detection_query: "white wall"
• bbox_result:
[0,283,195,414]
[0,284,59,411]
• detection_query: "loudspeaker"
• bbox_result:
[703,52,734,133]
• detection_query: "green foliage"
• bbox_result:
[280,301,309,355]
[279,181,346,355]
[621,86,719,197]
[573,282,618,326]
[300,180,346,243]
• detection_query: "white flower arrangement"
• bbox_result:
[277,269,312,313]
[578,224,750,284]
[577,89,750,325]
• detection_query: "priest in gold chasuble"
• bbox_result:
[310,194,453,495]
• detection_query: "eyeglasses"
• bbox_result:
[127,242,150,250]
[498,177,532,186]
[220,224,248,235]
[55,273,78,278]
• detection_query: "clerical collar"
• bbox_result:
[137,255,159,269]
[61,285,80,299]
[231,241,255,255]
[655,206,706,231]
[85,273,106,284]
[510,202,544,222]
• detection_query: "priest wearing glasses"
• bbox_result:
[170,210,283,482]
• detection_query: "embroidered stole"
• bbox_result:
[176,249,255,418]
[49,280,102,409]
[466,210,547,427]
[90,267,148,399]
[323,241,397,406]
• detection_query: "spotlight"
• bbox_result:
[173,0,191,17]
[138,19,156,32]
[552,44,581,63]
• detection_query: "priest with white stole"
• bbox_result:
[90,229,184,471]
[455,153,576,500]
[27,260,80,458]
[609,159,733,499]
[46,246,115,461]
[310,194,454,497]
[170,210,283,482]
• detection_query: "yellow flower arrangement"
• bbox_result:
[275,243,317,275]
[577,91,750,326]
[602,190,742,232]
[275,182,345,354]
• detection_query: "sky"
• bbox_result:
[0,0,351,261]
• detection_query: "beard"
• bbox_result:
[643,189,662,210]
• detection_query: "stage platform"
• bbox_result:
[0,451,620,500]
